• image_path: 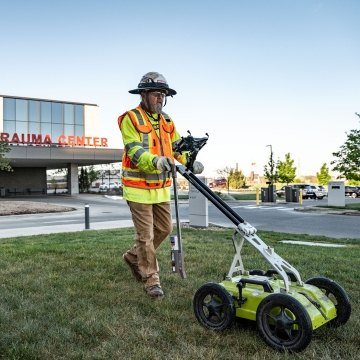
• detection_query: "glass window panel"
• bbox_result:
[16,121,28,134]
[29,100,40,122]
[41,101,52,123]
[41,122,52,135]
[75,105,84,125]
[4,120,16,133]
[64,104,74,124]
[64,124,74,135]
[52,102,63,124]
[29,122,40,133]
[4,98,16,120]
[75,125,84,137]
[16,99,28,121]
[52,123,63,141]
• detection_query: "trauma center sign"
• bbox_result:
[0,132,108,147]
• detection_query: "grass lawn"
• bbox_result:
[0,227,359,359]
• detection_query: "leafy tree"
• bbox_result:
[316,163,331,185]
[228,168,247,189]
[264,147,278,184]
[331,117,360,181]
[0,141,12,172]
[87,166,100,186]
[79,167,91,193]
[216,166,232,193]
[277,153,296,184]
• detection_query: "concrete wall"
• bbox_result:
[84,105,100,140]
[0,167,47,196]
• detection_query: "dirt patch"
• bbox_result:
[0,201,75,216]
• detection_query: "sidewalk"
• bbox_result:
[0,219,135,239]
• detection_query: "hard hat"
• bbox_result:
[128,72,177,96]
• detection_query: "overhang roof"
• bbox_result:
[7,145,123,169]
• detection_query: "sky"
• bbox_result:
[1,0,359,178]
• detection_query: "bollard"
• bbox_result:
[84,204,90,230]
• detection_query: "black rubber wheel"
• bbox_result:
[256,293,313,352]
[249,269,266,276]
[193,283,235,331]
[305,277,351,327]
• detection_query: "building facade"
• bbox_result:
[0,95,122,196]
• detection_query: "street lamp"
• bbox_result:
[266,144,272,155]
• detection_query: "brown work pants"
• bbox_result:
[125,201,172,287]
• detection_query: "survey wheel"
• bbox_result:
[305,277,351,327]
[256,293,312,352]
[193,283,235,331]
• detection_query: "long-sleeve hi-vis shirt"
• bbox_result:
[118,106,187,204]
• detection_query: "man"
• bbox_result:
[118,72,204,299]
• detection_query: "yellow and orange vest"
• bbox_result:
[118,106,179,190]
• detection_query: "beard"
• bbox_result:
[152,102,163,114]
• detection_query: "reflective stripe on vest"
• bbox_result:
[118,106,175,189]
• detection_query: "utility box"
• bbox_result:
[285,186,292,202]
[261,185,276,203]
[291,188,300,202]
[327,181,345,207]
[261,187,269,202]
[189,176,208,227]
[268,184,276,203]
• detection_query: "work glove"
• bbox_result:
[192,161,204,174]
[153,156,173,172]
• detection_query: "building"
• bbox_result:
[0,95,122,196]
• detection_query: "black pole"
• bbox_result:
[85,204,90,230]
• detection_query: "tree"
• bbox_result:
[217,166,232,193]
[228,168,247,189]
[0,141,12,172]
[316,163,331,185]
[87,166,100,186]
[79,167,91,193]
[277,153,296,185]
[331,117,360,181]
[263,147,278,184]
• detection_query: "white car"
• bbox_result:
[99,182,121,192]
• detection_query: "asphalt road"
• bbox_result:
[0,194,359,239]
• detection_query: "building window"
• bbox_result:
[51,102,63,124]
[3,97,85,140]
[16,99,28,121]
[16,121,28,134]
[3,98,16,120]
[75,105,84,126]
[64,104,74,124]
[29,100,41,122]
[41,102,52,123]
[3,120,15,133]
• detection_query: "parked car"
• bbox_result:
[317,185,328,197]
[99,182,121,192]
[344,186,360,198]
[208,178,227,188]
[276,186,286,197]
[291,184,325,200]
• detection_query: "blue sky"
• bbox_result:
[1,0,359,178]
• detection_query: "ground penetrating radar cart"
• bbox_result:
[171,133,351,353]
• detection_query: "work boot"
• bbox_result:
[145,284,164,299]
[123,253,142,282]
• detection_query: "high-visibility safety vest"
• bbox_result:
[118,106,177,190]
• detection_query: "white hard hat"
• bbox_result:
[128,72,177,96]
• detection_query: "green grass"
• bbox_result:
[0,228,359,359]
